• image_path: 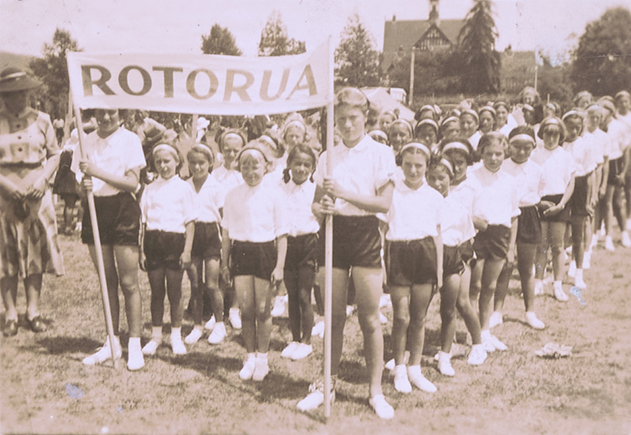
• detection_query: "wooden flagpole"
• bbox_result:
[70,94,119,369]
[323,36,334,420]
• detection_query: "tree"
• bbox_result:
[457,0,501,94]
[571,7,631,96]
[537,55,574,108]
[258,11,306,57]
[29,28,81,119]
[334,14,381,88]
[201,24,242,56]
[388,50,461,98]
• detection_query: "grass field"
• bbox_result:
[1,228,631,435]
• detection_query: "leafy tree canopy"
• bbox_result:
[258,11,306,57]
[334,14,381,88]
[201,24,242,56]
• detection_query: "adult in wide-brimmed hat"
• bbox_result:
[0,67,64,337]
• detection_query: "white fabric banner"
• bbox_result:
[67,42,331,115]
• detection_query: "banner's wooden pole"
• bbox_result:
[71,96,119,369]
[323,37,334,420]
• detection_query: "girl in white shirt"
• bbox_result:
[211,129,246,329]
[414,119,439,153]
[140,144,196,357]
[563,111,595,290]
[183,143,226,346]
[427,156,487,376]
[532,117,575,302]
[494,101,518,137]
[584,105,610,256]
[280,145,319,361]
[388,119,413,154]
[221,142,288,382]
[74,109,146,371]
[384,143,443,394]
[460,109,481,155]
[466,133,520,352]
[493,127,546,330]
[478,106,496,135]
[298,88,396,420]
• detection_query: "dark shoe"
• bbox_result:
[27,316,46,333]
[3,319,18,337]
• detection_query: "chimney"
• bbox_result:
[429,0,439,26]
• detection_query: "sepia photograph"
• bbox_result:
[1,0,630,433]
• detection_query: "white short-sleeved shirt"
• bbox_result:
[501,158,545,207]
[141,176,196,233]
[499,115,518,137]
[464,164,520,228]
[468,131,482,150]
[222,177,288,243]
[187,176,222,224]
[531,145,575,197]
[441,192,476,247]
[563,137,596,177]
[385,181,444,241]
[313,135,396,217]
[282,179,320,237]
[71,127,146,196]
[618,113,631,150]
[607,118,628,160]
[211,165,244,208]
[266,159,286,186]
[583,128,608,165]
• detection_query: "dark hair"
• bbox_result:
[508,125,536,142]
[428,153,455,180]
[283,144,317,184]
[438,137,474,165]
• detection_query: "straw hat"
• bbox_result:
[0,67,41,94]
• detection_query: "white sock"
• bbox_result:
[129,337,141,347]
[257,352,268,362]
[481,329,491,340]
[576,269,583,280]
[151,326,162,341]
[171,327,182,339]
[247,352,256,362]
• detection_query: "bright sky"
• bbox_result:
[1,0,627,62]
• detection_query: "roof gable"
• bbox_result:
[382,19,464,71]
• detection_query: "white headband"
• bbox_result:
[400,142,430,158]
[509,134,536,145]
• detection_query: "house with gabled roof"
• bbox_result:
[381,0,465,73]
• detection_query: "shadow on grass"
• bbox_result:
[32,335,103,355]
[165,351,326,423]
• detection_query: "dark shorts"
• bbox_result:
[285,233,317,271]
[81,192,140,245]
[443,244,465,277]
[231,240,276,280]
[60,193,79,206]
[144,230,185,271]
[192,221,221,260]
[517,205,542,245]
[608,157,624,186]
[385,237,438,286]
[318,215,381,270]
[568,173,591,218]
[460,239,475,266]
[540,194,571,223]
[473,224,511,260]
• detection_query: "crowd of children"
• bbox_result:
[15,86,631,420]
